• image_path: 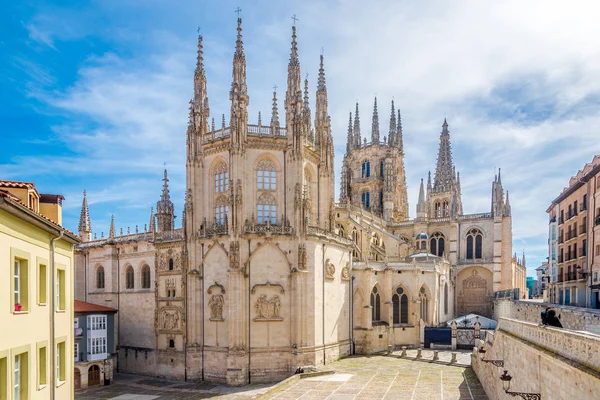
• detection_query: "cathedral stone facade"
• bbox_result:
[74,19,526,385]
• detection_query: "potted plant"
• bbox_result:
[14,303,22,311]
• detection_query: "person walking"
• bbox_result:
[540,307,551,325]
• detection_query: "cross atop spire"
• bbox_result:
[291,14,298,26]
[235,7,242,17]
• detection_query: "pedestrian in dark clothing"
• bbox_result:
[545,309,563,328]
[540,307,551,325]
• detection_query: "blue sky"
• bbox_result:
[2,0,600,277]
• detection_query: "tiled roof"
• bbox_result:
[0,180,36,189]
[74,300,118,313]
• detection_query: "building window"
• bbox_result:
[87,315,107,331]
[168,258,174,271]
[57,341,65,384]
[466,228,483,259]
[370,286,381,321]
[56,269,66,311]
[169,340,175,348]
[419,286,429,323]
[74,343,79,362]
[96,266,105,289]
[214,195,228,225]
[430,232,445,257]
[380,161,384,177]
[392,287,409,324]
[38,262,47,305]
[125,266,134,289]
[361,192,370,208]
[214,162,229,193]
[361,160,371,178]
[14,260,21,309]
[87,338,107,355]
[444,283,448,315]
[257,193,277,224]
[257,159,277,190]
[141,265,151,289]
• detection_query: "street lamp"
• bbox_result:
[478,346,504,367]
[500,370,540,399]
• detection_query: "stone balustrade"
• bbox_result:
[498,317,600,371]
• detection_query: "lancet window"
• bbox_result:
[126,266,134,289]
[214,162,229,193]
[257,159,276,190]
[419,286,429,323]
[371,286,381,321]
[215,195,228,225]
[361,191,371,209]
[257,193,276,224]
[466,228,483,259]
[361,160,371,178]
[141,264,151,289]
[430,232,445,257]
[96,266,105,289]
[392,287,409,324]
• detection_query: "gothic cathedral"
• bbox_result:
[74,19,526,385]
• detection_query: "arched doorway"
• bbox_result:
[74,368,81,389]
[88,365,101,386]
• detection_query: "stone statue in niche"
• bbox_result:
[325,260,335,279]
[254,295,282,321]
[163,310,180,330]
[208,294,225,321]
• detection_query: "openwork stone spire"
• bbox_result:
[285,24,303,151]
[229,17,249,152]
[109,214,116,238]
[78,189,91,241]
[353,103,361,148]
[346,111,353,154]
[270,88,279,130]
[388,100,396,147]
[371,97,380,144]
[397,109,403,152]
[149,207,156,233]
[433,119,456,193]
[156,169,175,232]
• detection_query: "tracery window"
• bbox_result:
[466,228,483,259]
[419,286,429,323]
[214,162,229,193]
[379,161,384,177]
[141,264,151,289]
[257,192,276,224]
[361,160,371,178]
[215,195,228,225]
[371,286,381,321]
[96,266,105,289]
[443,200,449,217]
[125,266,134,289]
[430,232,445,257]
[361,191,370,209]
[257,159,276,190]
[392,287,409,324]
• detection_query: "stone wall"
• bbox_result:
[494,299,600,334]
[473,318,600,400]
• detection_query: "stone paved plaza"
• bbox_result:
[75,350,487,399]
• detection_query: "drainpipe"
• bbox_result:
[50,230,64,400]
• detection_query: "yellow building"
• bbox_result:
[0,181,79,400]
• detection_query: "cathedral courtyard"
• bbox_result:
[75,351,486,399]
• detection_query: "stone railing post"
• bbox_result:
[451,319,457,350]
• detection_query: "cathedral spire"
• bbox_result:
[397,109,404,152]
[109,214,115,238]
[417,179,427,218]
[156,169,175,232]
[270,88,279,132]
[78,190,92,241]
[427,171,432,194]
[433,118,456,193]
[388,100,396,147]
[149,207,156,233]
[230,17,249,152]
[317,54,326,91]
[504,190,512,217]
[190,32,209,157]
[285,24,303,151]
[346,111,353,154]
[371,97,380,144]
[303,77,310,108]
[353,103,361,147]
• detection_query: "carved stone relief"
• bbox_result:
[298,244,307,270]
[229,241,240,269]
[208,294,225,321]
[158,248,182,271]
[161,309,181,331]
[254,295,282,321]
[325,258,335,280]
[457,269,492,317]
[341,264,350,281]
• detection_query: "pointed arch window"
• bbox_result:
[361,191,370,209]
[371,286,381,321]
[392,287,409,324]
[443,200,450,217]
[257,193,276,224]
[379,161,384,177]
[257,159,276,190]
[214,162,229,193]
[361,160,371,178]
[126,266,134,289]
[430,232,445,257]
[466,228,483,259]
[419,286,429,323]
[435,201,441,218]
[141,265,151,289]
[96,266,105,289]
[215,195,228,225]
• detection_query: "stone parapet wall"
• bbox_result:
[473,318,600,400]
[494,299,600,334]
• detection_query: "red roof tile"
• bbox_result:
[74,300,118,313]
[0,180,36,189]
